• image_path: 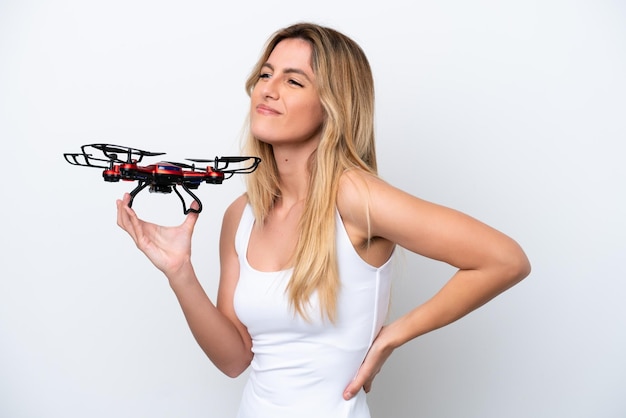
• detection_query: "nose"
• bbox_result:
[260,77,278,100]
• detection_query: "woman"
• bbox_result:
[117,22,530,418]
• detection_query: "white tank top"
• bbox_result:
[234,204,394,418]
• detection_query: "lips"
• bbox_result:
[256,104,281,116]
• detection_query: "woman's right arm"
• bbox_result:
[116,193,253,377]
[173,194,253,377]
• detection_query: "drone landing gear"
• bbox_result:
[128,182,203,215]
[172,184,203,215]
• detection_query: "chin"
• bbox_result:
[251,128,285,146]
[250,124,274,144]
[251,131,275,145]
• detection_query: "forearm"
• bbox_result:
[167,263,252,377]
[385,264,528,349]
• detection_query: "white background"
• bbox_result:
[1,1,625,417]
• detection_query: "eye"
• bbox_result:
[288,79,304,87]
[258,72,271,80]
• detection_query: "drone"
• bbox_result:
[63,143,261,214]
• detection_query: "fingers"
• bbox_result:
[116,194,133,228]
[116,193,142,243]
[343,336,393,400]
[116,194,128,229]
[343,384,358,400]
[183,200,201,231]
[117,193,201,230]
[363,380,373,393]
[343,371,372,400]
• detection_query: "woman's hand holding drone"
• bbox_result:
[116,192,200,281]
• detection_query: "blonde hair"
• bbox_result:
[243,23,378,321]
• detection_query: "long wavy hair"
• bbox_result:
[243,22,378,321]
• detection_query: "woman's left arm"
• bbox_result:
[342,172,531,399]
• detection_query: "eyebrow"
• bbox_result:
[261,63,313,83]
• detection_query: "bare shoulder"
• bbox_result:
[337,169,396,264]
[337,168,384,221]
[337,168,391,235]
[221,194,249,242]
[223,194,248,223]
[337,168,403,228]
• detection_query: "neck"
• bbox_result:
[272,140,317,206]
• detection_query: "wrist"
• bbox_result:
[378,319,414,351]
[374,324,402,353]
[166,259,197,288]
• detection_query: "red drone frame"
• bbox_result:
[64,143,261,214]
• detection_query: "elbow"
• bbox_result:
[519,254,532,281]
[218,354,252,378]
[503,244,531,287]
[222,365,248,379]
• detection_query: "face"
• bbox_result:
[249,38,325,147]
